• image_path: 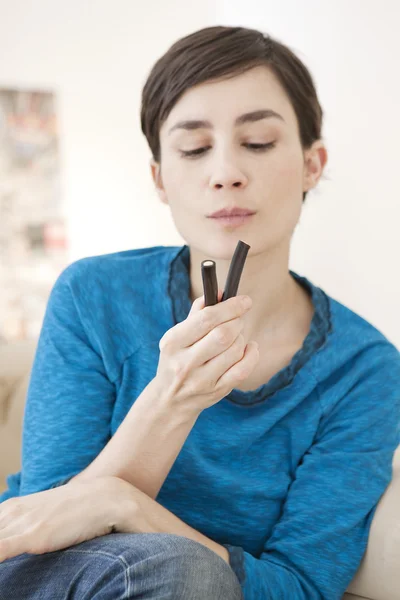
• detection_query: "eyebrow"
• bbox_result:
[168,109,285,135]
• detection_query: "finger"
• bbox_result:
[185,314,245,369]
[187,295,205,318]
[191,330,246,390]
[215,341,259,390]
[164,292,251,351]
[160,288,221,350]
[188,288,223,317]
[0,532,30,562]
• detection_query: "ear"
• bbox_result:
[150,159,168,205]
[302,140,328,193]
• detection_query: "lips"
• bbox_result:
[208,207,256,218]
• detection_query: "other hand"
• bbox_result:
[0,476,126,562]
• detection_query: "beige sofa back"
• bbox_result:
[0,339,37,492]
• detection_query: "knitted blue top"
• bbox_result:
[2,244,399,600]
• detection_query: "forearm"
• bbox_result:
[115,478,230,564]
[69,377,200,499]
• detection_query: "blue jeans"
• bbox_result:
[0,532,244,599]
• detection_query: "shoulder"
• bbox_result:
[58,245,179,286]
[44,245,183,367]
[306,283,400,407]
[49,245,183,310]
[327,294,399,364]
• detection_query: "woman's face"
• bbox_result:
[151,65,326,259]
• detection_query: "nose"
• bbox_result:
[212,179,245,189]
[209,153,248,190]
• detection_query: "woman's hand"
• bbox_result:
[0,476,128,562]
[155,289,259,415]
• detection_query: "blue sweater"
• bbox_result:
[1,244,399,600]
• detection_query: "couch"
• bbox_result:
[1,339,399,600]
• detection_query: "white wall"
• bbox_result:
[0,0,399,347]
[216,0,400,347]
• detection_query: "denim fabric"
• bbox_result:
[0,532,244,600]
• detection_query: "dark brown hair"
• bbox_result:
[140,25,324,203]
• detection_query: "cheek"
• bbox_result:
[261,149,304,232]
[161,156,196,189]
[265,148,304,195]
[159,164,198,215]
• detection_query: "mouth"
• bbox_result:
[208,213,255,228]
[208,207,256,218]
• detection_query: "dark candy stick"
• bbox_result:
[201,240,251,307]
[221,240,250,301]
[201,260,219,306]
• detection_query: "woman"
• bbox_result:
[0,25,399,600]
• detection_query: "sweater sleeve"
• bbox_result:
[12,262,117,497]
[223,342,400,600]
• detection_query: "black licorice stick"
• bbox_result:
[221,240,250,302]
[201,260,219,306]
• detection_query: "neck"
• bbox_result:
[188,240,313,345]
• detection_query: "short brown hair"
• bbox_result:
[140,25,324,203]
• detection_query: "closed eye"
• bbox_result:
[179,142,276,158]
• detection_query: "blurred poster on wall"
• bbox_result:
[0,88,68,342]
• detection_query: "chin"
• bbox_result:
[193,237,251,261]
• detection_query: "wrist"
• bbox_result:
[69,476,128,534]
[108,476,148,533]
[151,376,202,422]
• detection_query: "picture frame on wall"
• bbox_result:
[0,88,68,342]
